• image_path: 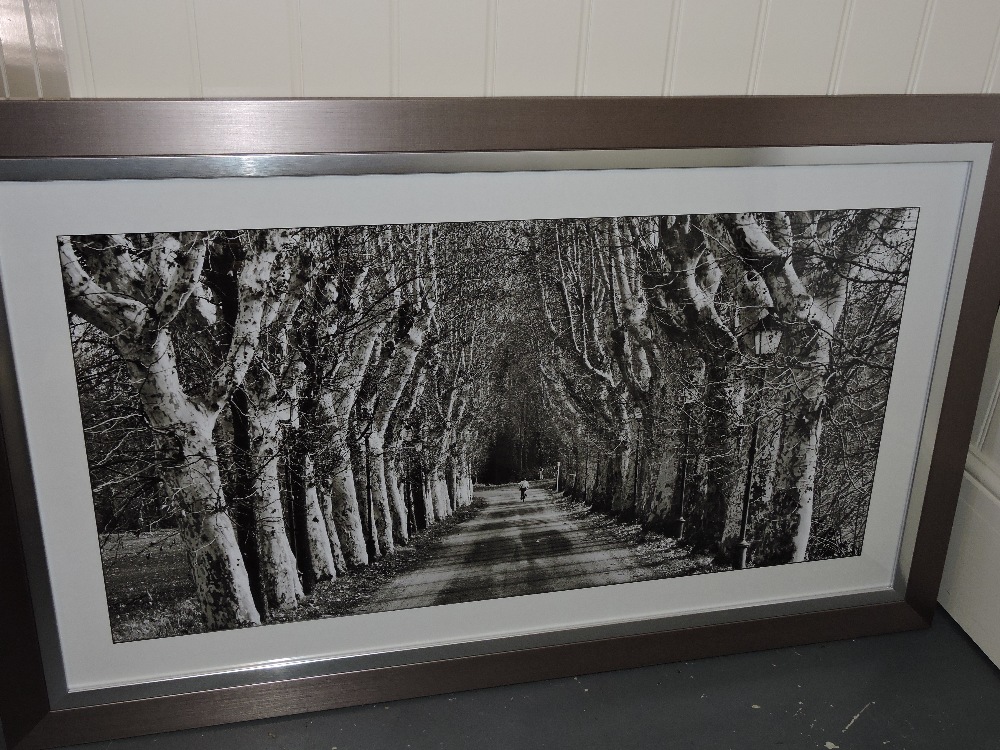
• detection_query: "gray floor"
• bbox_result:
[6,608,991,750]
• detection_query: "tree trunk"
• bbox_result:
[61,230,285,630]
[352,435,382,559]
[227,387,266,616]
[286,371,336,591]
[410,465,428,530]
[609,441,632,516]
[446,463,457,509]
[368,320,426,547]
[421,463,438,524]
[385,456,409,541]
[723,210,857,561]
[367,432,398,554]
[766,376,826,564]
[326,434,369,567]
[451,463,467,507]
[146,362,260,630]
[176,502,258,631]
[249,408,303,610]
[456,459,473,506]
[746,413,782,567]
[301,454,337,580]
[686,361,745,560]
[318,484,348,576]
[645,439,683,532]
[433,466,451,520]
[590,458,608,511]
[315,312,389,566]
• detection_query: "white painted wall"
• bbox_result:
[49,0,1000,97]
[7,0,1000,664]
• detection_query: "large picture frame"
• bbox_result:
[1,96,999,749]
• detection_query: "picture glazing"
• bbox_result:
[60,208,916,641]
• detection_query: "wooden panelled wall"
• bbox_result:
[2,0,999,665]
[45,0,1000,97]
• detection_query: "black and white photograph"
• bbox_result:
[60,208,916,642]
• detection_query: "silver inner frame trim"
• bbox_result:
[0,143,991,181]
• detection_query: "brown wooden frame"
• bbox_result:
[1,95,998,749]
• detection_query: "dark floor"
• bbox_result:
[7,608,1000,750]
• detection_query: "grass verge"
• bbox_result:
[102,498,488,641]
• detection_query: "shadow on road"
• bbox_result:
[357,484,715,614]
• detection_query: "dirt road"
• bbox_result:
[358,484,687,613]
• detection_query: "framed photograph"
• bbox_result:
[1,96,999,749]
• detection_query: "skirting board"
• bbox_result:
[939,452,1000,668]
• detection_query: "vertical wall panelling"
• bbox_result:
[182,0,203,97]
[0,0,40,97]
[755,0,846,95]
[661,0,683,95]
[670,0,763,95]
[837,0,925,94]
[583,0,673,96]
[390,0,400,95]
[397,0,490,96]
[193,0,296,97]
[1,0,68,98]
[287,0,303,96]
[75,0,194,97]
[745,0,771,94]
[484,0,497,95]
[913,0,1000,93]
[825,0,855,94]
[55,1,1000,99]
[982,20,1000,93]
[493,0,584,96]
[906,0,936,93]
[0,27,8,96]
[55,0,93,96]
[26,0,68,96]
[299,1,392,96]
[573,0,591,95]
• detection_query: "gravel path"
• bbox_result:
[358,484,699,612]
